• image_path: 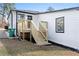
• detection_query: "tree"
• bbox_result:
[0,3,15,20]
[47,6,55,12]
[0,4,3,16]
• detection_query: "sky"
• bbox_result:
[15,3,79,12]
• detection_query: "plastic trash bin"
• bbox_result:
[8,28,15,37]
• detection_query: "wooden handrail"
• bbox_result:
[31,21,39,41]
[39,30,47,40]
[39,23,48,41]
[17,20,48,41]
[31,21,39,31]
[39,22,47,31]
[31,21,48,41]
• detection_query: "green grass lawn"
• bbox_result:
[0,39,79,56]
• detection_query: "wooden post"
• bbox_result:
[30,30,32,42]
[22,21,23,40]
[22,20,25,40]
[30,21,32,42]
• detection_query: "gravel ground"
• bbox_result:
[0,39,79,56]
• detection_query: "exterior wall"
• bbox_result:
[32,15,40,27]
[12,11,17,35]
[33,9,79,50]
[8,12,12,29]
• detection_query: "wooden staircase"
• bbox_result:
[17,20,51,45]
[31,21,51,45]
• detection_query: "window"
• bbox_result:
[27,15,32,20]
[20,14,25,19]
[56,17,64,33]
[17,14,25,20]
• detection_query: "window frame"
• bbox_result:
[17,14,25,20]
[55,17,64,33]
[27,15,32,20]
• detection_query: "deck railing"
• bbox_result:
[17,20,31,32]
[17,20,31,36]
[31,21,48,41]
[31,21,39,40]
[39,21,48,41]
[17,20,48,42]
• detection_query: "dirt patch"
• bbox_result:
[0,39,79,56]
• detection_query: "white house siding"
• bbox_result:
[12,11,17,36]
[33,9,79,50]
[8,12,12,29]
[32,15,40,27]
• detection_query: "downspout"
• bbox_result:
[11,11,13,28]
[16,11,18,36]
